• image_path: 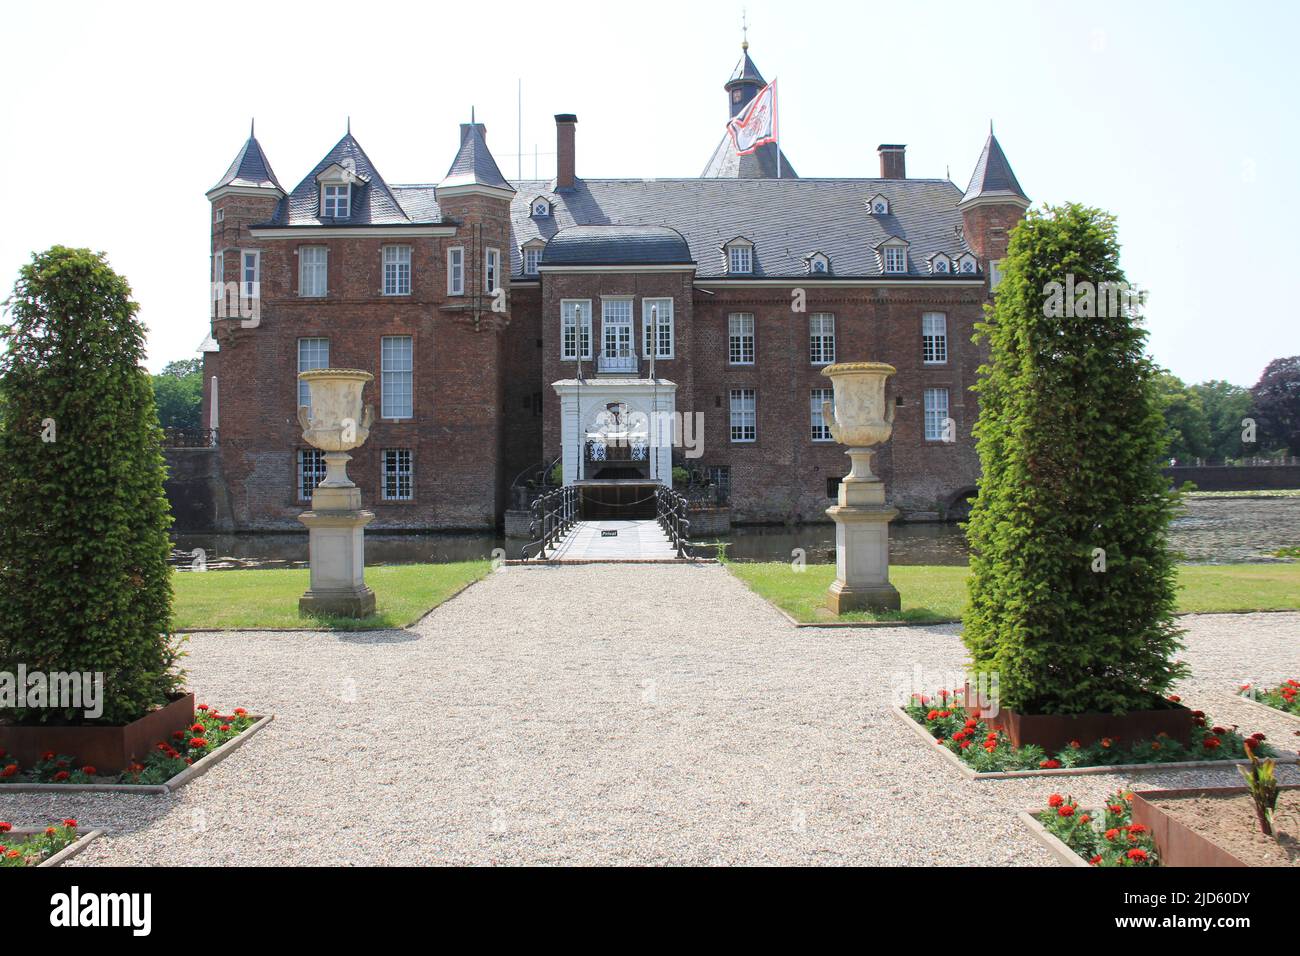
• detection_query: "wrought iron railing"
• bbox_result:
[162,427,218,448]
[520,484,579,560]
[597,348,638,374]
[655,485,691,559]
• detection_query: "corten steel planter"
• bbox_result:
[969,698,1194,751]
[1131,786,1300,868]
[0,693,195,774]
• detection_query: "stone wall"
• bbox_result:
[163,447,234,533]
[1164,465,1300,492]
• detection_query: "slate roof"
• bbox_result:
[961,132,1029,205]
[702,137,798,179]
[504,177,974,278]
[728,50,765,85]
[210,135,283,193]
[440,123,514,192]
[268,132,433,226]
[542,225,693,266]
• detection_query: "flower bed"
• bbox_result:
[1240,680,1300,718]
[0,704,256,786]
[0,820,83,868]
[1032,791,1160,867]
[903,691,1275,774]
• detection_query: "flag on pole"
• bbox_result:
[727,79,779,156]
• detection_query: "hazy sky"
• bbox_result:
[2,0,1294,386]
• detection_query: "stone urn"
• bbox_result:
[296,368,376,617]
[821,362,901,613]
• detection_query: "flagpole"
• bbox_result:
[775,79,782,179]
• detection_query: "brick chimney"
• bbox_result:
[555,114,577,191]
[878,144,906,180]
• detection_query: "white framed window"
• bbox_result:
[298,449,327,501]
[924,387,950,442]
[485,247,501,293]
[532,199,551,217]
[809,313,835,365]
[297,337,329,410]
[241,249,260,299]
[523,247,542,275]
[990,259,1004,289]
[922,312,948,364]
[728,244,753,274]
[322,183,350,218]
[728,313,755,365]
[383,245,411,296]
[382,449,413,501]
[730,388,756,443]
[299,246,327,297]
[212,251,224,285]
[884,246,907,273]
[811,387,834,442]
[561,299,592,361]
[381,335,414,419]
[807,253,830,274]
[215,208,224,223]
[447,246,464,296]
[601,297,634,362]
[642,298,674,359]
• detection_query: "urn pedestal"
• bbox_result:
[821,362,902,613]
[297,370,377,618]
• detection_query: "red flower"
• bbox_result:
[62,819,77,828]
[1048,794,1065,808]
[1126,848,1148,862]
[927,710,940,720]
[233,708,247,716]
[1104,828,1120,841]
[0,822,11,833]
[1100,737,1113,749]
[1203,736,1222,750]
[81,766,96,776]
[1251,732,1266,741]
[191,723,206,734]
[964,719,979,730]
[197,704,209,711]
[219,724,231,732]
[1089,855,1102,865]
[189,737,209,749]
[41,751,54,761]
[959,740,972,750]
[1039,759,1061,769]
[1167,695,1181,703]
[53,771,70,782]
[1058,805,1075,818]
[1079,814,1091,824]
[1127,823,1148,835]
[44,827,56,836]
[5,850,19,859]
[1068,740,1081,749]
[1,764,17,778]
[1211,726,1227,735]
[172,731,185,740]
[1109,804,1124,814]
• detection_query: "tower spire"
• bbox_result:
[742,7,749,50]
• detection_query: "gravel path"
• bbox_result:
[3,564,1297,866]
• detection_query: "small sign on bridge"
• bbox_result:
[600,529,619,538]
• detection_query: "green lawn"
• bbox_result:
[726,561,1300,624]
[171,561,492,631]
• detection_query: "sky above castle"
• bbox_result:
[1,0,1294,387]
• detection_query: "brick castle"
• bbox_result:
[200,43,1030,531]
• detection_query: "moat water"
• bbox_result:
[172,495,1299,569]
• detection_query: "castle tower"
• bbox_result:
[701,42,798,179]
[958,129,1030,266]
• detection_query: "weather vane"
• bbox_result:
[742,7,749,50]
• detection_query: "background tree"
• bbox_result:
[1250,356,1300,456]
[151,358,204,429]
[0,246,181,725]
[1190,379,1253,461]
[964,204,1184,716]
[1153,370,1210,461]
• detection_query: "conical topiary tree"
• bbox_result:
[0,246,181,725]
[963,204,1184,716]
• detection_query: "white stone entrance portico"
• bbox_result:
[552,378,677,485]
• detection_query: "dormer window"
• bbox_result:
[876,236,910,275]
[531,197,552,218]
[322,183,350,218]
[805,252,831,275]
[929,253,954,275]
[867,194,890,216]
[521,239,545,276]
[724,238,754,274]
[956,253,979,274]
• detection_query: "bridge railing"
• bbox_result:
[655,485,691,559]
[519,485,578,560]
